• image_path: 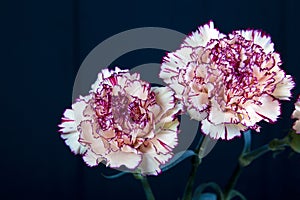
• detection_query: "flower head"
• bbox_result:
[160,21,294,140]
[59,67,181,175]
[292,95,300,134]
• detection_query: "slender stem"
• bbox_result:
[239,144,270,167]
[182,155,201,200]
[223,136,289,199]
[141,176,155,200]
[182,133,204,200]
[223,163,242,199]
[135,174,155,200]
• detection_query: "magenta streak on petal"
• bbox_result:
[157,139,172,152]
[108,74,118,86]
[162,67,179,74]
[61,118,74,123]
[255,112,275,123]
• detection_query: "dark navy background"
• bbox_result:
[2,0,300,199]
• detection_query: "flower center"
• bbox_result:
[92,76,158,148]
[206,34,272,105]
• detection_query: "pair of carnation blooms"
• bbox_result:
[59,21,300,175]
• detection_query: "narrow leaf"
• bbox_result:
[102,171,129,179]
[242,130,252,154]
[161,150,197,172]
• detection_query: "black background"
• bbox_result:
[2,0,300,199]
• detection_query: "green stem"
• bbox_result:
[182,133,204,200]
[223,163,242,199]
[135,174,155,200]
[223,136,289,199]
[239,144,270,167]
[182,155,201,200]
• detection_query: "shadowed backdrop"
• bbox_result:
[2,0,300,199]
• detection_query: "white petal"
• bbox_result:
[292,109,300,120]
[78,120,106,155]
[61,131,87,154]
[72,97,91,125]
[201,119,245,140]
[188,92,209,112]
[246,95,280,124]
[201,119,226,140]
[182,21,224,47]
[242,95,280,126]
[150,122,179,154]
[59,120,77,133]
[105,150,142,170]
[82,150,103,167]
[293,120,300,133]
[138,152,172,176]
[151,87,175,120]
[225,124,246,140]
[272,75,294,100]
[292,100,300,120]
[124,80,149,100]
[91,68,129,92]
[59,98,90,155]
[187,107,208,121]
[160,47,193,84]
[169,82,187,101]
[208,99,239,125]
[237,30,274,54]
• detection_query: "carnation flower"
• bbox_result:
[59,67,181,175]
[292,95,300,133]
[159,21,294,140]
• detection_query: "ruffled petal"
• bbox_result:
[187,107,208,121]
[105,150,142,170]
[201,119,246,140]
[60,131,87,155]
[182,21,224,47]
[160,47,193,84]
[188,92,209,112]
[124,80,150,100]
[292,98,300,133]
[91,67,128,92]
[236,30,274,54]
[272,75,295,100]
[293,120,300,134]
[58,98,91,155]
[151,87,175,120]
[150,120,179,154]
[208,99,239,125]
[246,95,280,124]
[138,152,172,175]
[78,120,106,155]
[82,150,103,167]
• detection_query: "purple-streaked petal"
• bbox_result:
[82,150,103,167]
[160,47,193,84]
[272,75,295,100]
[236,30,274,54]
[182,21,224,48]
[105,150,142,170]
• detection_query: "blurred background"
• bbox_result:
[2,0,300,199]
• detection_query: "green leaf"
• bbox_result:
[161,150,197,172]
[102,171,129,179]
[242,130,252,154]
